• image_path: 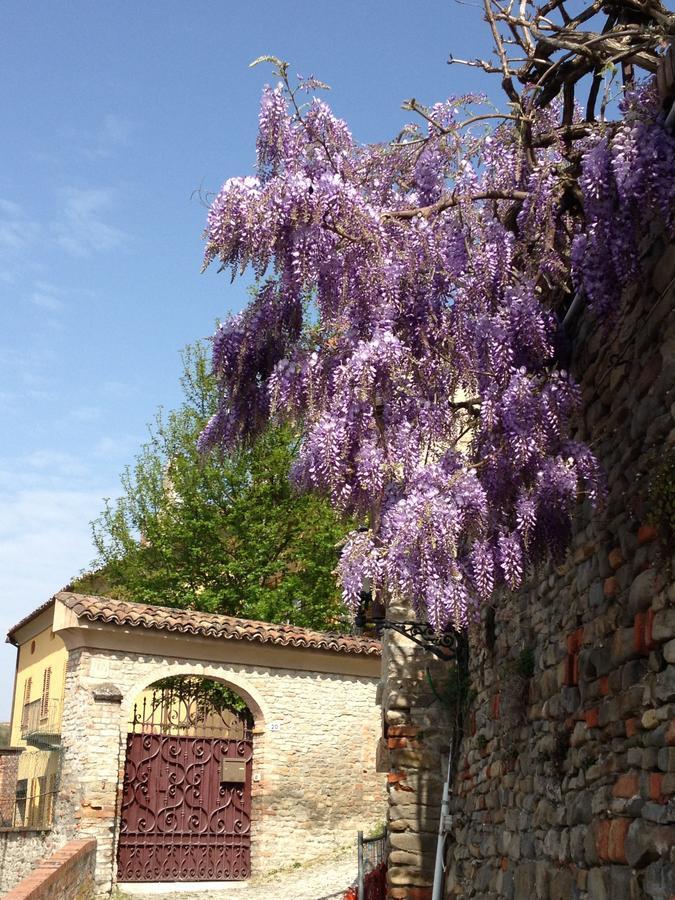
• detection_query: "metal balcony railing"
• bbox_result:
[20,698,62,748]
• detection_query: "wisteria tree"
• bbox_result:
[199,0,675,631]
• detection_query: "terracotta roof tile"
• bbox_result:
[53,592,381,657]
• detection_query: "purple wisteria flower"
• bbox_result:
[198,73,671,630]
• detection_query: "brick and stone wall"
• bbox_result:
[54,645,384,896]
[3,838,96,900]
[0,826,70,897]
[380,605,454,898]
[381,236,675,899]
[0,748,22,825]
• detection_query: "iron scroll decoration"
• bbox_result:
[355,590,459,661]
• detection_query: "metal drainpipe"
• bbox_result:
[562,289,583,330]
[431,745,454,900]
[666,97,675,133]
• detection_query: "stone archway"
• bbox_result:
[121,663,270,731]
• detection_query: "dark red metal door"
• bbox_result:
[117,731,252,881]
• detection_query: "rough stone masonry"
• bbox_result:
[380,232,675,900]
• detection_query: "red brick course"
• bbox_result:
[3,839,96,900]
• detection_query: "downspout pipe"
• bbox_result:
[666,97,675,133]
[431,744,453,900]
[562,289,583,330]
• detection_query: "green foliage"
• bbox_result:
[366,821,386,839]
[151,676,250,716]
[648,446,675,539]
[73,341,351,631]
[426,663,474,718]
[499,647,535,682]
[516,648,535,679]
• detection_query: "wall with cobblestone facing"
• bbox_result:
[54,642,384,896]
[447,236,675,899]
[380,236,675,900]
[3,838,96,900]
[0,825,73,896]
[0,754,72,896]
[0,749,21,825]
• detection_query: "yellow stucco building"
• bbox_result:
[6,599,66,827]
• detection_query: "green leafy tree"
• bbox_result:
[73,341,350,631]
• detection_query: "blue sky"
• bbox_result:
[0,0,494,714]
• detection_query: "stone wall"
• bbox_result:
[0,748,22,825]
[3,838,96,900]
[446,239,675,898]
[0,828,69,896]
[381,235,675,899]
[55,645,385,896]
[0,752,70,896]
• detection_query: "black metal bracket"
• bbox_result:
[375,619,459,660]
[355,588,459,660]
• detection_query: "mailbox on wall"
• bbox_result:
[220,758,246,783]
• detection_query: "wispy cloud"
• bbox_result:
[102,380,134,398]
[83,113,133,160]
[2,183,128,271]
[28,282,65,312]
[93,433,140,460]
[52,187,128,257]
[0,199,33,253]
[23,449,90,478]
[0,198,40,283]
[100,113,132,149]
[69,405,102,423]
[0,484,111,713]
[0,443,120,716]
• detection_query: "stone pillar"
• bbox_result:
[381,598,453,899]
[58,650,125,896]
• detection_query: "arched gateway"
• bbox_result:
[7,592,385,897]
[118,677,254,882]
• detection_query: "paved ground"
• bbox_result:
[117,847,356,900]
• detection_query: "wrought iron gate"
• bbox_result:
[117,683,253,882]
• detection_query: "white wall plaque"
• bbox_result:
[89,658,110,678]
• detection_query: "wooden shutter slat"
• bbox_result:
[21,677,32,729]
[40,668,51,719]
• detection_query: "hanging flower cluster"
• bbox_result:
[199,73,674,630]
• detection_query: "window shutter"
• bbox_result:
[40,668,51,719]
[21,678,32,728]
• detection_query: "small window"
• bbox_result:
[30,640,36,654]
[15,778,28,827]
[15,778,28,800]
